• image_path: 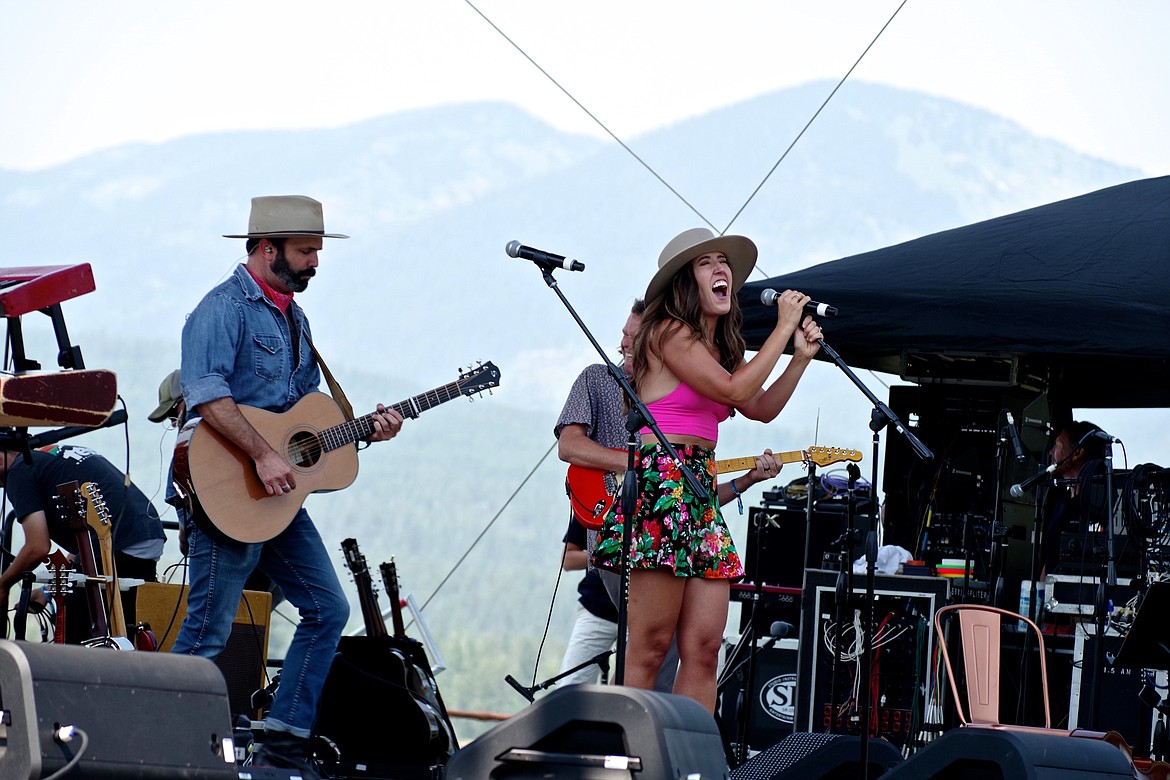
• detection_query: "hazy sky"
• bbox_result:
[3,1,1169,175]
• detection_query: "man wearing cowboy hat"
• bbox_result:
[171,196,403,778]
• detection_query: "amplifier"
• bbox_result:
[1043,574,1137,617]
[136,582,272,718]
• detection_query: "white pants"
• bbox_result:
[559,603,618,686]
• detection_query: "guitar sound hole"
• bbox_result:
[288,431,323,468]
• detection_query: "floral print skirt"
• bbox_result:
[592,442,744,579]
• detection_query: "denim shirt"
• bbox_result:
[181,264,321,415]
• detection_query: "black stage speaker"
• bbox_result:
[880,728,1135,779]
[445,684,729,779]
[0,639,237,780]
[313,635,456,779]
[729,732,903,779]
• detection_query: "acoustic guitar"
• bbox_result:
[565,445,863,530]
[174,362,501,543]
[340,538,454,759]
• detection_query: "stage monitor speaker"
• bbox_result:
[880,727,1135,780]
[0,639,237,780]
[729,732,903,779]
[135,582,271,718]
[445,684,729,780]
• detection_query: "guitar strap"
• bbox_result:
[304,335,355,422]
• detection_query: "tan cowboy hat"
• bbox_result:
[644,228,757,303]
[223,195,349,239]
[148,369,182,423]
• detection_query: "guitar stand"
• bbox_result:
[505,649,614,703]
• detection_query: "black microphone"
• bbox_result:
[504,674,535,703]
[759,288,838,317]
[770,620,795,639]
[1086,429,1121,443]
[1009,464,1056,499]
[1004,411,1026,462]
[505,240,585,272]
[762,620,796,649]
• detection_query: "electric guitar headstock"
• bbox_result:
[805,446,864,468]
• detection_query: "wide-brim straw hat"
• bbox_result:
[223,195,348,239]
[644,228,757,304]
[148,369,182,423]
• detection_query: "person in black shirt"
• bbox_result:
[0,443,165,642]
[1039,420,1108,577]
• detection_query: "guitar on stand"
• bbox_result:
[380,557,451,729]
[81,481,156,650]
[55,480,132,649]
[313,539,456,777]
[44,549,72,644]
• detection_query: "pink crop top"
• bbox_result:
[639,381,731,443]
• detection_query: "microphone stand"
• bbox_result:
[525,261,710,686]
[504,649,615,702]
[827,463,862,734]
[814,338,932,779]
[1089,438,1118,730]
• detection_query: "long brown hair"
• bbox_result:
[631,263,746,393]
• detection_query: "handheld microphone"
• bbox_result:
[759,288,838,317]
[1004,411,1026,462]
[1009,464,1056,499]
[506,240,585,272]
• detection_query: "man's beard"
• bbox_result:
[273,249,316,293]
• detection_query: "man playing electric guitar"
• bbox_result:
[171,195,402,780]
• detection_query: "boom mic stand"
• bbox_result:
[1088,433,1119,730]
[814,337,932,779]
[505,649,615,702]
[827,463,863,734]
[518,251,710,686]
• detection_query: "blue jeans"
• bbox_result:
[172,509,350,737]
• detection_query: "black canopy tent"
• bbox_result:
[739,176,1170,409]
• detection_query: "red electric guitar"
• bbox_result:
[565,445,863,530]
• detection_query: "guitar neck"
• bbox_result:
[317,379,474,453]
[56,481,109,639]
[84,483,127,638]
[380,560,407,638]
[716,449,806,475]
[356,580,388,638]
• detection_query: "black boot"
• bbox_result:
[253,729,322,780]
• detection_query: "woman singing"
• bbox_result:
[593,227,822,710]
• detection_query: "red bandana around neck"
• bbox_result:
[246,266,294,313]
